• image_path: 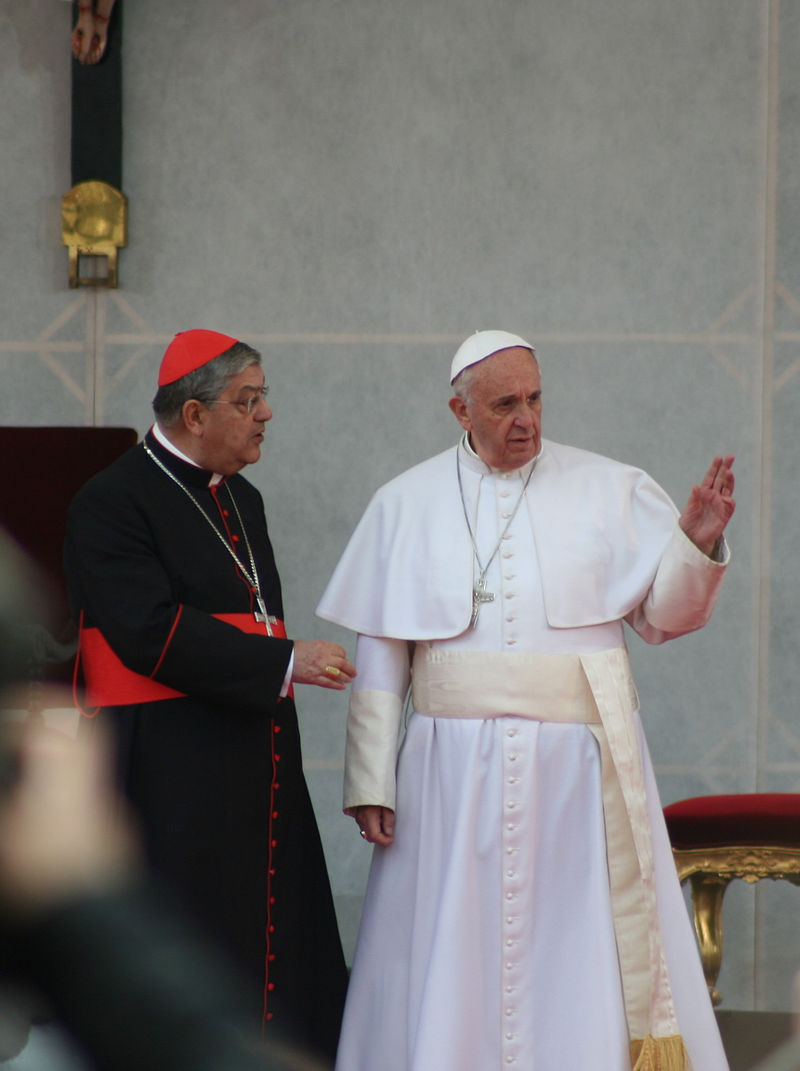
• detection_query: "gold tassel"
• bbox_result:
[630,1034,690,1070]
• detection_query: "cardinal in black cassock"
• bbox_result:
[64,330,353,1062]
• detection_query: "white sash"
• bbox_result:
[411,645,691,1070]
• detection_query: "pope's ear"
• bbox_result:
[181,399,207,437]
[449,395,470,430]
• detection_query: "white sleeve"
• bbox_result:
[343,634,411,814]
[279,650,294,697]
[625,525,730,645]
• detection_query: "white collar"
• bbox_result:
[151,422,225,486]
[458,432,542,480]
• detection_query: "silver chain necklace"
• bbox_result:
[142,440,273,632]
[456,443,537,628]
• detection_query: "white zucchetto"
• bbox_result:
[449,330,535,385]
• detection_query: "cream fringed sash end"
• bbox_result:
[411,646,692,1071]
[631,1035,690,1070]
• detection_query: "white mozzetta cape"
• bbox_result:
[322,439,732,1070]
[317,438,725,639]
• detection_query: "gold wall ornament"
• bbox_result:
[672,844,800,1006]
[61,180,127,288]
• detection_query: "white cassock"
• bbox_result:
[318,437,730,1071]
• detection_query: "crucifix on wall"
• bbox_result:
[61,0,127,288]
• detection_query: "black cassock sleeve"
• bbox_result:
[64,447,293,715]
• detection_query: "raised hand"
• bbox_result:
[679,455,736,557]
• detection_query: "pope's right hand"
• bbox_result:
[353,804,395,846]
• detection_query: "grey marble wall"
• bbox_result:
[2,0,797,1012]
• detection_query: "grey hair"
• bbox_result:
[451,363,479,404]
[152,341,262,427]
[451,347,537,405]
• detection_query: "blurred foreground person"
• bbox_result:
[64,330,353,1058]
[318,331,734,1071]
[0,530,329,1071]
[0,719,329,1071]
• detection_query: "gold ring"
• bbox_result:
[325,665,341,677]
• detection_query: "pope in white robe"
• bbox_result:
[317,331,735,1071]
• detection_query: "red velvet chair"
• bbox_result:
[664,793,800,1005]
[0,426,138,703]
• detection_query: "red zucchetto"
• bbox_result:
[158,329,240,386]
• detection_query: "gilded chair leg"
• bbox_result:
[107,249,118,288]
[68,246,79,288]
[689,874,730,1006]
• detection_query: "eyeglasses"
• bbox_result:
[206,386,270,415]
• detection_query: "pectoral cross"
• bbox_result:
[254,594,274,635]
[470,575,495,628]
